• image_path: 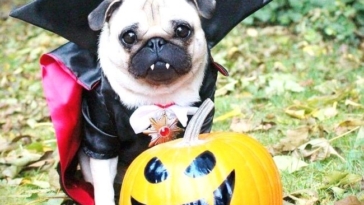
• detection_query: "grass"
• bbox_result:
[1,5,364,205]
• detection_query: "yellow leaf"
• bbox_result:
[345,99,364,109]
[285,105,314,119]
[214,107,242,122]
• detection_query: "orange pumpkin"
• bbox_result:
[120,99,282,205]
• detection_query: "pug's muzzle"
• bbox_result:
[130,37,192,85]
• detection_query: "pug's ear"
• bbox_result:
[88,0,122,31]
[190,0,216,19]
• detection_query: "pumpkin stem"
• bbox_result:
[183,98,214,142]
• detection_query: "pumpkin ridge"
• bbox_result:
[226,134,282,205]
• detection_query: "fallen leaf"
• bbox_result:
[345,99,364,109]
[335,120,364,135]
[0,135,32,152]
[4,177,23,186]
[0,149,42,167]
[322,171,362,189]
[324,171,350,185]
[26,179,50,189]
[252,121,276,131]
[230,117,254,133]
[273,155,308,173]
[26,151,55,171]
[48,169,60,190]
[0,165,21,178]
[285,104,314,119]
[271,127,310,153]
[265,74,305,95]
[334,195,363,205]
[283,189,319,205]
[339,173,362,187]
[294,138,345,162]
[311,102,338,120]
[331,186,346,197]
[214,107,242,122]
[215,78,238,96]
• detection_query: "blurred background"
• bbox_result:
[1,0,363,204]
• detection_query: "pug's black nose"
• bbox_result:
[147,38,166,52]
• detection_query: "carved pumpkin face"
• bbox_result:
[121,100,282,205]
[120,133,282,205]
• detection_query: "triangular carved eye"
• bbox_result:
[184,150,216,178]
[144,157,169,183]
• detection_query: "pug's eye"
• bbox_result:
[175,25,191,38]
[120,30,137,45]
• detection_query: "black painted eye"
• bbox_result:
[175,25,191,38]
[144,157,169,183]
[120,30,137,45]
[185,151,216,178]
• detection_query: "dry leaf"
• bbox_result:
[322,171,362,189]
[265,73,305,95]
[0,165,21,178]
[311,102,338,120]
[0,149,42,167]
[331,186,346,197]
[48,168,61,190]
[252,121,276,131]
[273,155,308,173]
[335,120,364,135]
[0,135,32,152]
[334,195,363,205]
[26,150,54,169]
[285,104,314,119]
[345,99,364,109]
[283,189,319,205]
[295,138,345,162]
[272,127,310,153]
[230,117,254,133]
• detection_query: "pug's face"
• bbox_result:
[89,0,216,108]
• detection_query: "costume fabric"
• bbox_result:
[41,42,217,204]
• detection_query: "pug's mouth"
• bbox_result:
[149,61,170,71]
[143,61,181,84]
[129,40,192,85]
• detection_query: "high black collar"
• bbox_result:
[10,0,271,50]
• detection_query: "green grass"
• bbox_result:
[1,6,364,205]
[210,25,364,204]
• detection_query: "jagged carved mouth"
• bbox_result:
[130,170,235,205]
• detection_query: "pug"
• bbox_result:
[78,0,217,204]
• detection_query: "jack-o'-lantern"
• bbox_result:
[120,99,282,205]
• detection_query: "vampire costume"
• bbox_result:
[10,0,271,204]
